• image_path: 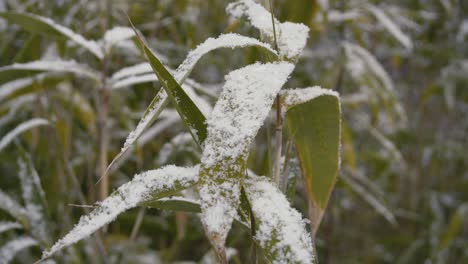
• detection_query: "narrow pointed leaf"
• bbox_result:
[282,87,341,234]
[41,165,199,260]
[0,12,103,59]
[17,147,51,243]
[0,221,22,234]
[0,236,38,263]
[0,60,100,84]
[198,62,294,258]
[106,33,275,173]
[0,118,50,152]
[0,190,28,226]
[244,175,314,264]
[144,197,201,213]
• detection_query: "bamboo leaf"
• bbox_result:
[282,87,341,234]
[0,118,50,152]
[17,146,51,243]
[198,62,294,259]
[41,165,199,260]
[226,0,309,59]
[0,221,22,234]
[244,174,315,264]
[106,33,275,174]
[0,60,100,84]
[0,236,38,263]
[144,197,201,213]
[0,12,103,59]
[0,190,28,226]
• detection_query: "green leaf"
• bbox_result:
[141,43,208,146]
[0,12,103,59]
[282,87,341,235]
[0,236,38,263]
[41,165,199,260]
[0,75,64,103]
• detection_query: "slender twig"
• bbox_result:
[269,0,283,187]
[280,140,293,193]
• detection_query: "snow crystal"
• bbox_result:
[281,86,339,109]
[42,165,199,259]
[244,175,314,264]
[0,236,38,263]
[0,221,22,234]
[198,62,294,248]
[226,0,309,59]
[0,118,50,152]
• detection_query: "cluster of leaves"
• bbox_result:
[0,0,467,263]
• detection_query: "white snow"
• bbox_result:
[0,60,100,81]
[198,62,294,248]
[244,175,314,264]
[103,27,135,48]
[0,118,50,152]
[111,62,152,82]
[281,86,339,109]
[0,236,38,263]
[18,154,49,242]
[226,0,309,59]
[43,165,199,259]
[0,221,22,234]
[367,5,413,50]
[26,13,103,59]
[0,77,35,102]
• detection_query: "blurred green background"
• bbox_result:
[0,0,467,263]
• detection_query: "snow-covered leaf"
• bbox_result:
[343,42,407,125]
[0,12,103,59]
[227,0,309,59]
[0,60,100,84]
[244,175,314,264]
[0,236,38,263]
[41,165,199,260]
[102,26,135,50]
[0,74,64,102]
[0,221,22,234]
[198,62,294,259]
[367,5,413,50]
[282,87,341,235]
[17,147,50,243]
[144,196,201,213]
[106,33,272,174]
[0,118,50,152]
[0,190,28,226]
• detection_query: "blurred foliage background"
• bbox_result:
[0,0,467,263]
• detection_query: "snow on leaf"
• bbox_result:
[103,26,135,50]
[0,77,35,102]
[0,236,38,263]
[244,175,314,264]
[198,62,294,258]
[0,190,28,225]
[343,42,407,125]
[367,5,413,50]
[107,33,272,174]
[42,165,199,259]
[17,149,50,243]
[0,118,50,152]
[281,86,339,109]
[0,12,103,59]
[0,60,100,84]
[226,0,309,59]
[0,221,22,234]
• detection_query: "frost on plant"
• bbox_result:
[198,62,294,254]
[42,165,199,259]
[226,0,309,59]
[244,175,314,264]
